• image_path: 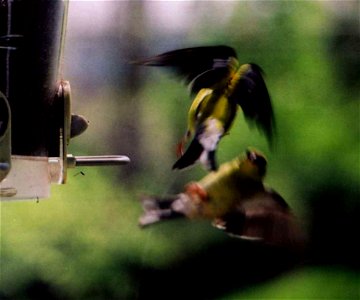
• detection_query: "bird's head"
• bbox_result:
[237,148,267,179]
[246,148,267,178]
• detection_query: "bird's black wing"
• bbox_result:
[213,189,305,249]
[230,64,275,145]
[134,45,237,93]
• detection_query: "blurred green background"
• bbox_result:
[1,1,359,299]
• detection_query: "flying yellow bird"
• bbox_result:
[139,149,303,248]
[135,46,275,171]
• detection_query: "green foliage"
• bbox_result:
[224,266,360,300]
[1,169,224,299]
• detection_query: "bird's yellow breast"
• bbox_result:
[188,89,238,133]
[197,159,242,217]
[187,88,212,136]
[196,158,265,218]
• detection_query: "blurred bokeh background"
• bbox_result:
[1,1,359,299]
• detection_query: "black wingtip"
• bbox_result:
[262,122,275,148]
[235,63,276,148]
[248,63,265,75]
[132,45,239,85]
[263,107,277,150]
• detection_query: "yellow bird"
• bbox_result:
[139,149,304,248]
[135,46,275,171]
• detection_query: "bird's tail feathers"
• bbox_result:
[173,119,223,171]
[139,195,184,227]
[172,139,218,171]
[172,138,204,170]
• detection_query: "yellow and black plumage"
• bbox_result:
[139,149,303,248]
[135,45,275,171]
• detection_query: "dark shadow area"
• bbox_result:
[307,183,360,269]
[129,239,305,300]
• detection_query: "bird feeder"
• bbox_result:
[0,0,129,200]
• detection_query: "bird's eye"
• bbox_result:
[246,150,256,162]
[254,156,267,168]
[246,150,267,167]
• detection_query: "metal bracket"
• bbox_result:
[52,81,130,184]
[0,90,11,182]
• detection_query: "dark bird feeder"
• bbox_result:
[0,0,129,200]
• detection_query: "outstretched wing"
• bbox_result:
[213,189,305,249]
[134,45,237,94]
[230,64,275,145]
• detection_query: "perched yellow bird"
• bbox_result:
[135,46,275,170]
[139,149,303,248]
